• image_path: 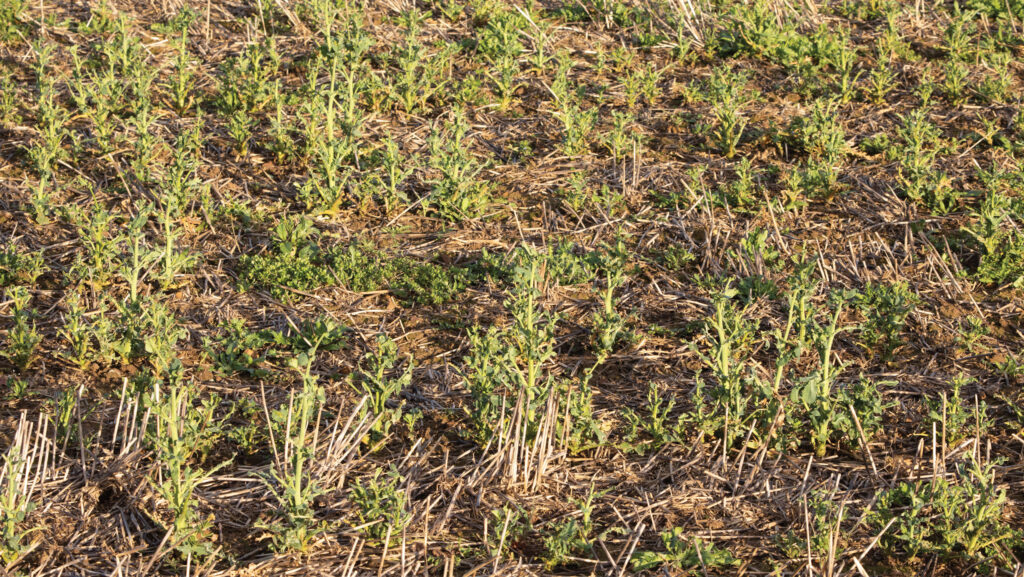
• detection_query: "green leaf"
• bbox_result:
[630,550,669,571]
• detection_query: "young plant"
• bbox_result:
[552,59,596,156]
[258,341,329,552]
[557,101,597,156]
[0,246,44,289]
[59,293,93,371]
[869,460,1020,566]
[964,191,1024,287]
[622,62,662,109]
[865,61,896,104]
[60,295,130,369]
[686,288,771,450]
[348,466,410,542]
[347,335,412,445]
[714,158,760,210]
[388,17,449,114]
[118,203,159,303]
[486,505,530,559]
[369,136,414,213]
[461,248,579,485]
[163,9,198,113]
[707,67,755,158]
[0,0,26,42]
[130,103,159,182]
[631,528,739,572]
[489,54,520,110]
[793,98,846,164]
[69,45,127,154]
[788,294,845,456]
[67,203,121,290]
[602,111,638,163]
[942,60,969,105]
[592,239,629,357]
[138,299,187,375]
[620,382,684,454]
[266,81,295,165]
[829,32,862,102]
[894,109,958,214]
[424,111,493,221]
[924,375,989,446]
[146,365,223,559]
[0,442,37,564]
[0,71,17,126]
[156,176,199,289]
[789,293,891,457]
[854,281,917,361]
[542,484,612,568]
[2,286,41,371]
[778,489,848,560]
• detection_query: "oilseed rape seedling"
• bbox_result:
[2,0,1024,573]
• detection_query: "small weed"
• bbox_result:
[602,111,638,163]
[620,382,684,453]
[656,245,696,271]
[464,250,557,444]
[388,21,451,114]
[685,289,771,451]
[864,61,896,104]
[367,136,414,213]
[0,246,45,288]
[868,460,1020,566]
[486,505,530,559]
[349,466,410,542]
[790,294,890,457]
[259,346,328,552]
[892,110,959,214]
[631,528,739,572]
[714,157,761,211]
[963,191,1024,287]
[146,365,225,559]
[238,217,332,301]
[347,335,412,444]
[779,490,848,559]
[924,375,989,446]
[942,60,970,105]
[557,101,597,157]
[956,316,988,353]
[542,485,613,568]
[160,9,199,113]
[0,443,36,564]
[707,66,754,158]
[591,240,629,357]
[424,111,493,221]
[854,281,917,361]
[2,286,41,371]
[0,0,27,42]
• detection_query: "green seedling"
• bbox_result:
[855,281,917,361]
[542,484,614,568]
[424,111,493,221]
[0,443,37,564]
[0,246,44,288]
[259,350,327,552]
[146,365,225,559]
[347,334,412,444]
[2,286,41,371]
[869,460,1020,566]
[631,528,739,572]
[349,466,410,542]
[925,375,990,446]
[163,9,199,113]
